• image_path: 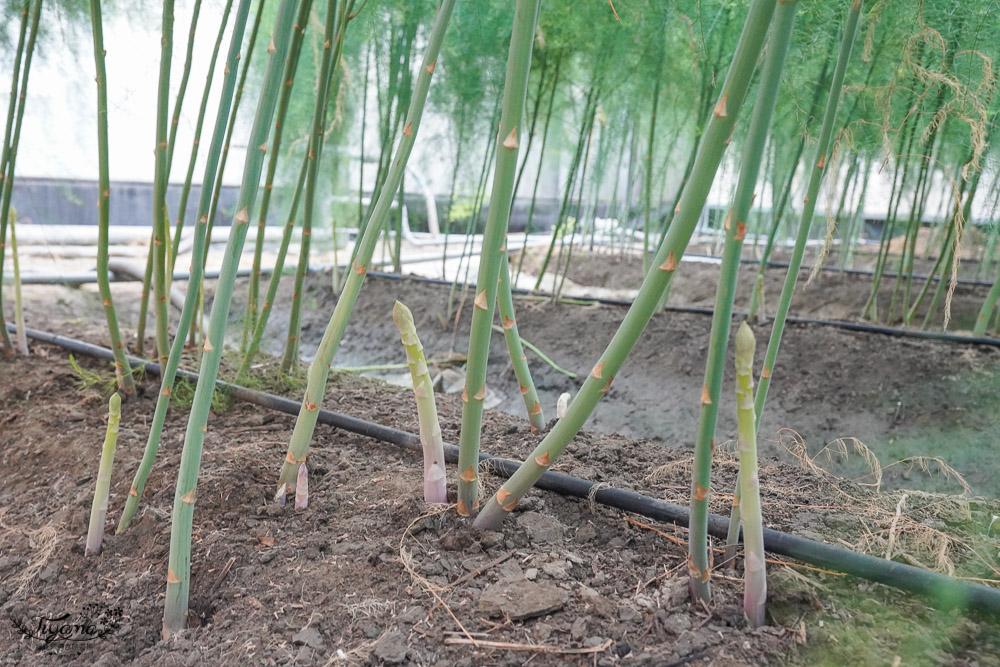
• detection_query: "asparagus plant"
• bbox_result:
[392,301,448,503]
[89,0,135,394]
[9,209,26,356]
[85,393,122,557]
[275,0,457,496]
[243,0,315,352]
[688,0,796,605]
[150,0,176,366]
[498,254,545,432]
[162,0,299,635]
[168,0,236,277]
[0,0,40,357]
[752,0,863,426]
[734,322,767,627]
[473,0,779,531]
[238,153,309,380]
[295,463,308,509]
[116,0,255,535]
[725,0,863,560]
[455,0,542,514]
[281,0,350,375]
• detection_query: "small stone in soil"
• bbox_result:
[398,606,425,624]
[570,616,590,640]
[517,511,565,542]
[479,579,569,621]
[524,567,538,581]
[533,622,553,641]
[361,624,380,639]
[373,631,408,664]
[619,606,641,622]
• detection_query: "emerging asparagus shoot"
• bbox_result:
[734,322,766,627]
[393,301,448,503]
[85,392,122,557]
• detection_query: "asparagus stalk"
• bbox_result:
[116,0,254,536]
[243,0,314,352]
[89,0,135,394]
[275,0,457,495]
[473,0,779,531]
[150,0,176,366]
[498,253,544,432]
[392,301,448,503]
[280,0,347,375]
[0,0,40,357]
[238,152,309,380]
[734,322,766,627]
[85,393,122,557]
[294,463,308,510]
[726,0,863,561]
[688,0,796,604]
[162,0,298,636]
[9,209,26,356]
[752,0,863,426]
[168,0,236,277]
[455,0,542,514]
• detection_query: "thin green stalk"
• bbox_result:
[151,0,176,366]
[275,0,457,497]
[9,210,26,356]
[514,57,560,285]
[162,0,297,635]
[169,0,235,276]
[455,0,541,514]
[89,0,135,394]
[244,0,314,350]
[281,0,349,375]
[734,322,766,627]
[0,0,40,357]
[85,393,122,557]
[497,253,544,432]
[238,147,310,380]
[751,0,862,425]
[136,228,154,357]
[200,0,266,273]
[726,0,863,556]
[117,0,254,536]
[688,0,795,604]
[165,0,203,176]
[474,0,779,531]
[533,83,596,291]
[393,301,448,503]
[747,56,830,319]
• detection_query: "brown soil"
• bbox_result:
[251,273,1000,499]
[2,343,1000,666]
[515,246,996,331]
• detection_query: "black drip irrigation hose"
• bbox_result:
[8,323,1000,618]
[366,270,1000,349]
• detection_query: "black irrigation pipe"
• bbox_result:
[9,323,1000,618]
[365,270,1000,349]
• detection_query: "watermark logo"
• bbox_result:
[10,602,123,648]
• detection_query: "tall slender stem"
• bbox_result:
[275,0,457,495]
[688,0,795,604]
[117,0,255,536]
[161,0,298,635]
[151,0,176,366]
[0,0,40,357]
[475,0,779,531]
[455,0,542,513]
[90,0,135,395]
